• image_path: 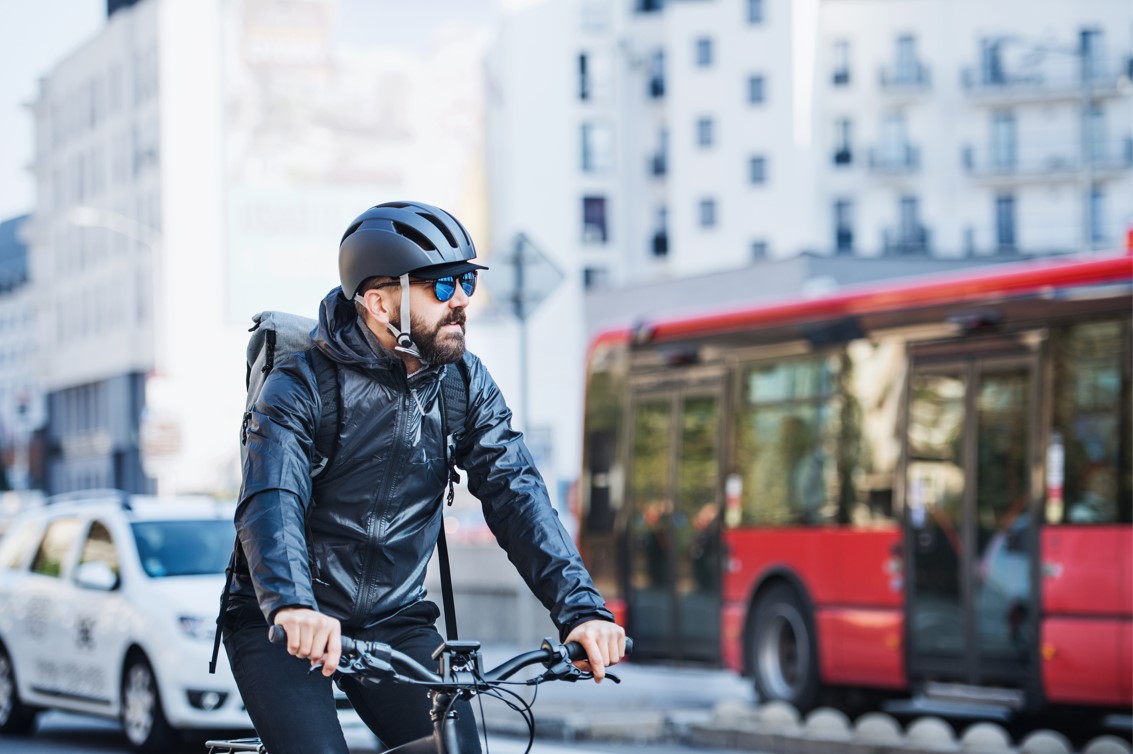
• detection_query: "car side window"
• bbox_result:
[0,519,42,570]
[79,520,119,576]
[30,518,81,578]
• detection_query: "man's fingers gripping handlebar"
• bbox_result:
[267,625,634,686]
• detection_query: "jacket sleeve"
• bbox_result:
[453,356,615,639]
[237,353,321,623]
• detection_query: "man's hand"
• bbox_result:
[563,619,626,683]
[273,607,342,677]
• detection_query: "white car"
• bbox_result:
[0,490,251,752]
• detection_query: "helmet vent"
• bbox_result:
[417,211,458,249]
[393,221,437,252]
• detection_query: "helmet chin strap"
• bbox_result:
[385,274,426,362]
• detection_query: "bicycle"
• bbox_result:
[205,627,633,753]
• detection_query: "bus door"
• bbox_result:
[904,346,1040,697]
[626,381,724,663]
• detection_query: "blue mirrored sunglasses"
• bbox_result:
[413,271,477,302]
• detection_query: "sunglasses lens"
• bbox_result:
[459,272,477,297]
[434,278,456,301]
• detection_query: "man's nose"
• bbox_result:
[449,285,471,307]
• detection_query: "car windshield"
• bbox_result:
[131,519,235,578]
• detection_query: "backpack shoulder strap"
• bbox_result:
[439,359,469,445]
[307,347,339,477]
[436,360,470,642]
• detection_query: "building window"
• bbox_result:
[635,0,663,11]
[834,200,853,254]
[578,54,590,100]
[695,38,713,67]
[980,38,1006,85]
[652,206,669,258]
[832,40,850,86]
[749,155,767,184]
[833,118,852,165]
[698,198,717,228]
[583,267,610,289]
[895,35,918,83]
[581,121,613,173]
[747,0,764,24]
[751,240,768,259]
[582,196,608,244]
[990,110,1016,170]
[747,75,766,104]
[1080,28,1105,82]
[648,50,665,99]
[995,193,1015,251]
[696,117,715,147]
[1090,187,1105,244]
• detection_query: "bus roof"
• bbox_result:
[590,251,1132,351]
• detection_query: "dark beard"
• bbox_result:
[395,309,467,364]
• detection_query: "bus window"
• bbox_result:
[732,345,904,528]
[1051,319,1132,525]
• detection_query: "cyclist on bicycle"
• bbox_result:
[224,201,626,754]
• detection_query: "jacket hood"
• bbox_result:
[315,286,402,372]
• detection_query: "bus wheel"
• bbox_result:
[749,583,820,712]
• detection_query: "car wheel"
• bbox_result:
[0,643,39,734]
[748,582,820,712]
[121,653,177,753]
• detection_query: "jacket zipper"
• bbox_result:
[352,387,409,625]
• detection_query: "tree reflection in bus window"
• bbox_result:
[733,344,903,528]
[1052,319,1131,525]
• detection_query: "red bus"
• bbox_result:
[578,251,1131,719]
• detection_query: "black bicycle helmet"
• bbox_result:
[339,200,484,298]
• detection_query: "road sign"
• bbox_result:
[482,233,564,322]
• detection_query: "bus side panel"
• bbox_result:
[722,527,902,684]
[722,603,746,674]
[1043,619,1126,706]
[722,528,900,608]
[1040,526,1132,707]
[1041,527,1130,615]
[817,608,904,689]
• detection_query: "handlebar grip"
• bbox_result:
[269,624,357,655]
[563,636,634,662]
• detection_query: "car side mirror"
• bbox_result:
[74,561,119,591]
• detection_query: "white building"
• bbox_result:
[27,0,494,496]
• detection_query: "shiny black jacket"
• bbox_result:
[229,288,613,637]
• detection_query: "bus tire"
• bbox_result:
[748,582,820,712]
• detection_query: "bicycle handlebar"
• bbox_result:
[267,625,633,686]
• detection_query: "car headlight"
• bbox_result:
[179,615,216,641]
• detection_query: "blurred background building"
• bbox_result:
[0,1,1129,560]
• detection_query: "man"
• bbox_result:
[225,201,625,754]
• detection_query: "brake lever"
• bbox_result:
[534,660,622,684]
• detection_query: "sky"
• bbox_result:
[0,0,105,220]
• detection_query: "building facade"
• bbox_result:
[0,215,46,491]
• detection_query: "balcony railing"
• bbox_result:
[879,62,931,92]
[961,55,1132,100]
[962,137,1133,180]
[869,144,920,174]
[883,226,931,256]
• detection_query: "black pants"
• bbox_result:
[223,601,481,754]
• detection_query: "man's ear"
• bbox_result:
[361,288,395,324]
